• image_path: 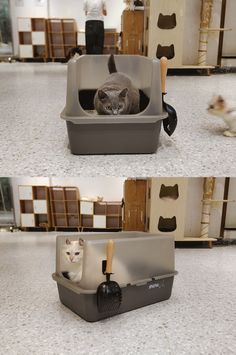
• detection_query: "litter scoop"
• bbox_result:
[160,56,177,136]
[97,239,122,313]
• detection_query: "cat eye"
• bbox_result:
[106,105,112,110]
[66,252,70,255]
[75,252,80,255]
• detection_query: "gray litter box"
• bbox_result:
[61,55,172,155]
[52,232,177,322]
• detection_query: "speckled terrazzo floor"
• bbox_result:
[0,62,236,177]
[0,232,236,355]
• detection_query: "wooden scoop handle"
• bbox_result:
[106,240,114,274]
[160,56,168,94]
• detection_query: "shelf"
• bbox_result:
[35,214,48,225]
[54,215,67,227]
[80,200,122,229]
[52,201,66,214]
[31,18,46,31]
[106,214,121,217]
[19,185,50,228]
[20,200,33,214]
[50,188,64,200]
[47,18,77,59]
[18,18,48,60]
[81,215,93,228]
[94,202,106,215]
[19,32,32,45]
[33,45,46,58]
[180,237,217,241]
[64,187,78,201]
[221,55,236,59]
[66,201,79,214]
[68,215,79,227]
[106,216,122,229]
[170,65,215,69]
[33,186,47,200]
[49,186,79,228]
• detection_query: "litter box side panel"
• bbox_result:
[57,276,175,322]
[67,121,161,155]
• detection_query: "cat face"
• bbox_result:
[64,238,84,263]
[97,88,128,115]
[207,95,226,116]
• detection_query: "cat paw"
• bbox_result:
[223,130,236,137]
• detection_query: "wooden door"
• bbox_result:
[123,179,147,231]
[122,10,144,54]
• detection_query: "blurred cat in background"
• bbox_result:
[207,95,236,137]
[62,238,84,283]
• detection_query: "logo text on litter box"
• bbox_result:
[149,282,164,289]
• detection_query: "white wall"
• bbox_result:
[10,0,124,55]
[49,0,125,31]
[11,176,125,226]
[50,177,125,201]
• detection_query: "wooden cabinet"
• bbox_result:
[80,201,93,215]
[121,10,144,55]
[80,201,122,230]
[49,187,80,229]
[123,179,147,231]
[19,186,51,229]
[47,18,77,59]
[18,17,77,60]
[18,18,48,60]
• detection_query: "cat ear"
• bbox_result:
[119,88,128,98]
[98,90,108,101]
[66,238,71,245]
[217,95,224,103]
[79,238,84,247]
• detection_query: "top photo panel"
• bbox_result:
[0,0,236,177]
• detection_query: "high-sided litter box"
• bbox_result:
[61,55,172,155]
[52,232,177,322]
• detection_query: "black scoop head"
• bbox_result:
[97,280,122,313]
[162,96,177,136]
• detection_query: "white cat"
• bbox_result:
[61,238,84,283]
[207,95,236,137]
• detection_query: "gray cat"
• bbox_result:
[94,54,140,115]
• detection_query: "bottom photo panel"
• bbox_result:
[1,176,236,354]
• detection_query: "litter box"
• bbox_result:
[52,232,177,322]
[61,54,175,155]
